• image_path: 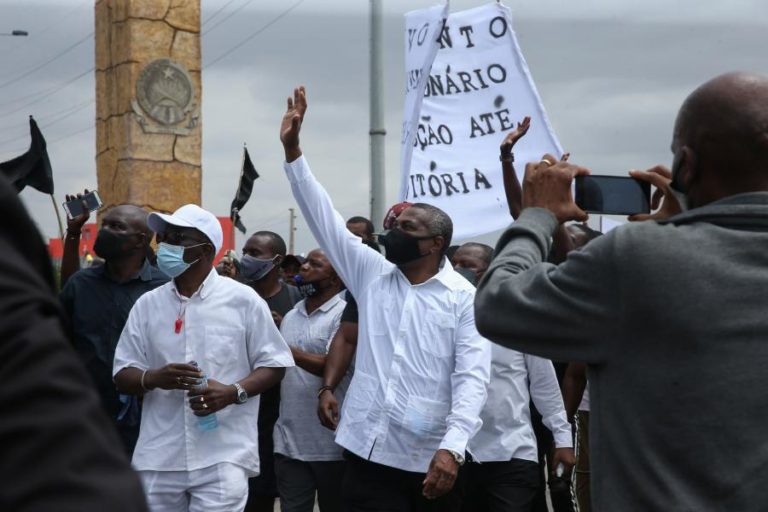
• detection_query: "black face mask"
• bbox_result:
[293,274,322,298]
[93,229,135,260]
[379,228,431,266]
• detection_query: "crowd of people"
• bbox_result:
[2,71,768,512]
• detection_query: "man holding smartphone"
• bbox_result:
[60,203,168,455]
[475,72,768,510]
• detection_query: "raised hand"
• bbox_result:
[280,86,307,162]
[628,166,682,221]
[500,116,531,156]
[522,155,590,224]
[64,189,91,233]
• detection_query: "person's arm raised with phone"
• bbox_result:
[60,189,91,287]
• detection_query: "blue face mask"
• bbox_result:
[157,242,206,278]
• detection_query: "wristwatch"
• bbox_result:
[447,449,465,466]
[233,382,248,404]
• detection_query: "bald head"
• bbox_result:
[673,72,768,205]
[106,205,151,244]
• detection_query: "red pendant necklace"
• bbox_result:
[175,299,188,334]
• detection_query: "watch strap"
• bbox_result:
[233,382,248,404]
[448,449,465,466]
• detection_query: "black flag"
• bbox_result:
[230,146,259,234]
[0,116,54,194]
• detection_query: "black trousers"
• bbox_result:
[462,458,540,512]
[274,454,345,512]
[342,451,464,512]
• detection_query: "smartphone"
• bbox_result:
[575,176,650,215]
[63,190,103,219]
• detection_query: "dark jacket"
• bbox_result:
[0,175,147,512]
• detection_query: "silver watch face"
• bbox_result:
[234,383,248,403]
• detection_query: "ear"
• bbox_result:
[432,235,445,255]
[136,231,148,249]
[677,146,698,190]
[274,254,284,266]
[204,243,217,262]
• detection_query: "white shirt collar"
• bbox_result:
[297,291,344,317]
[170,267,219,301]
[390,257,469,290]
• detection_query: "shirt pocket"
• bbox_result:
[342,370,378,424]
[203,325,245,375]
[402,394,450,437]
[422,311,455,358]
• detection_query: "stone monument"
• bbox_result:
[95,0,202,216]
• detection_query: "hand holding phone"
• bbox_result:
[628,166,682,221]
[63,190,103,221]
[574,176,650,216]
[521,155,590,223]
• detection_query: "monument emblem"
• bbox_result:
[132,59,199,135]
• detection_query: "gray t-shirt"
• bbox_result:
[273,293,348,461]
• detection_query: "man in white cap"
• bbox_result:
[113,204,294,512]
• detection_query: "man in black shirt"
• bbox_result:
[241,230,301,512]
[60,204,168,455]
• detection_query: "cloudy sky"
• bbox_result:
[1,0,766,253]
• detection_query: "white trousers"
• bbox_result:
[138,463,249,512]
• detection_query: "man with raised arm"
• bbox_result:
[279,86,490,511]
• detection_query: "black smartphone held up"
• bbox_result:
[63,190,103,220]
[575,176,651,215]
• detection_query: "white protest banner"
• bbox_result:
[400,3,449,203]
[399,2,562,240]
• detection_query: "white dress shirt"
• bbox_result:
[274,293,348,461]
[113,269,294,476]
[284,155,491,473]
[470,344,572,463]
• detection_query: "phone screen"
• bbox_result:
[63,191,103,219]
[575,176,650,215]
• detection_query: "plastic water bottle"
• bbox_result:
[189,361,218,432]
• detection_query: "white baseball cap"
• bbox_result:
[148,204,223,254]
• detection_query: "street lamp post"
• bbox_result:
[0,30,29,36]
[369,0,385,229]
